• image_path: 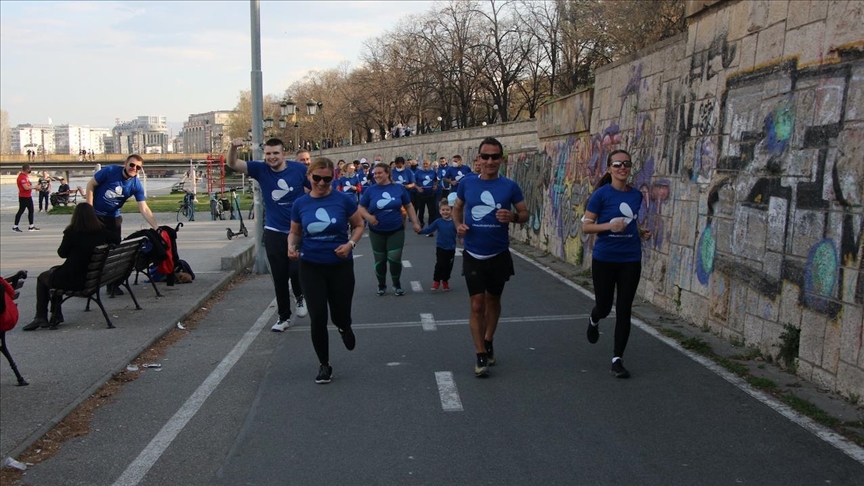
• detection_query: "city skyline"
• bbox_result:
[0,0,436,127]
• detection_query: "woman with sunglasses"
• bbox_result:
[581,149,651,379]
[288,158,365,384]
[86,154,159,245]
[358,162,422,296]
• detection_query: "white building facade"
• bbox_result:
[182,111,233,154]
[112,116,169,154]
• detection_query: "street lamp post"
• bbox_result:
[278,98,321,155]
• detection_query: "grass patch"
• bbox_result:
[47,192,255,214]
[729,348,762,361]
[780,393,840,428]
[747,376,778,390]
[681,336,713,355]
[717,357,749,377]
[660,328,686,341]
[777,324,800,372]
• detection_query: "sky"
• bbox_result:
[0,0,436,129]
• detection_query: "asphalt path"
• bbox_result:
[15,231,864,485]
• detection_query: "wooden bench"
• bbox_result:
[49,238,145,329]
[2,270,29,386]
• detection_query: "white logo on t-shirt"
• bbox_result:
[609,202,634,232]
[271,179,293,201]
[307,208,336,234]
[471,191,501,221]
[376,192,395,209]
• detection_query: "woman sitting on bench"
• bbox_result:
[23,203,111,330]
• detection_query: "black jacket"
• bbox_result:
[50,228,111,290]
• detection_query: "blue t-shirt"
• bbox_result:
[586,184,643,262]
[461,172,479,182]
[392,167,415,188]
[291,191,357,264]
[92,165,146,217]
[337,174,362,195]
[446,165,472,186]
[358,167,372,187]
[437,166,450,194]
[247,160,310,233]
[415,169,437,191]
[359,183,411,232]
[419,217,457,251]
[457,175,524,257]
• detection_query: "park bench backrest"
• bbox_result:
[72,238,144,297]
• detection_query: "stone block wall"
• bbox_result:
[504,0,864,398]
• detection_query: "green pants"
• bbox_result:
[368,229,405,288]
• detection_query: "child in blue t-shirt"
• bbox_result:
[419,197,457,291]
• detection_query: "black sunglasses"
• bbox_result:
[128,162,143,170]
[479,153,503,160]
[610,160,633,168]
[312,175,333,183]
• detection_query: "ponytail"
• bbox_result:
[596,173,612,188]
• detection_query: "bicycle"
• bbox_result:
[210,192,226,221]
[177,192,196,222]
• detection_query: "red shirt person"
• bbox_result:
[13,164,39,232]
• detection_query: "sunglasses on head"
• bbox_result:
[128,162,143,170]
[312,175,333,183]
[479,153,503,160]
[610,160,633,168]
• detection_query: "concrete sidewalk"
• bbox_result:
[0,209,257,459]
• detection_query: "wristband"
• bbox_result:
[349,240,357,249]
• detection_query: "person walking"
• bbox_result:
[359,162,422,296]
[453,137,528,378]
[288,158,365,384]
[444,155,472,192]
[13,164,39,232]
[419,197,457,291]
[86,154,159,244]
[22,203,110,330]
[37,171,52,212]
[414,159,439,233]
[228,138,310,331]
[582,149,651,379]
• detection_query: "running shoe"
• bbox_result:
[22,317,48,331]
[295,295,308,318]
[12,227,22,233]
[431,281,440,291]
[315,364,333,384]
[427,233,435,238]
[28,226,40,231]
[377,286,387,296]
[611,359,630,378]
[271,318,291,332]
[442,281,450,291]
[339,326,356,350]
[475,354,490,377]
[485,340,496,366]
[394,287,405,296]
[587,316,599,344]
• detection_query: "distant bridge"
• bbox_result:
[0,153,227,176]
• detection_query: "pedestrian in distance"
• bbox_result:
[335,160,362,203]
[22,203,111,330]
[228,138,311,332]
[453,137,528,377]
[581,149,652,379]
[358,162,422,296]
[444,154,472,191]
[414,158,439,233]
[37,171,52,212]
[288,157,365,384]
[12,164,39,232]
[419,197,457,291]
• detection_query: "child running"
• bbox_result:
[419,198,458,291]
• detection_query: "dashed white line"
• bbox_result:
[434,371,463,412]
[411,281,423,292]
[402,260,412,268]
[420,313,436,331]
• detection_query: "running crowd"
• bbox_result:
[10,137,652,384]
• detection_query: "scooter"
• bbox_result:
[226,187,249,240]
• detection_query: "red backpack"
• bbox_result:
[0,278,19,332]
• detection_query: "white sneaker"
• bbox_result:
[271,318,291,332]
[295,296,308,318]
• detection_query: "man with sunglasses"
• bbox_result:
[87,154,159,244]
[229,137,311,332]
[453,137,528,377]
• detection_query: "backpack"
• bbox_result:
[1,279,19,332]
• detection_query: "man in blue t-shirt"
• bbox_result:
[453,137,528,378]
[86,154,159,244]
[444,155,472,191]
[228,137,311,332]
[414,158,439,230]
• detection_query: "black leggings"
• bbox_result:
[264,229,302,321]
[299,259,355,365]
[591,259,641,358]
[368,229,405,288]
[15,197,34,226]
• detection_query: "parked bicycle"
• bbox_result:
[210,192,230,221]
[177,191,196,222]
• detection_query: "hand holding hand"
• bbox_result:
[287,245,300,260]
[456,223,469,236]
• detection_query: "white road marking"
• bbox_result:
[455,248,463,257]
[282,314,582,332]
[402,260,412,268]
[111,299,278,486]
[420,313,436,331]
[411,281,423,292]
[508,248,864,466]
[434,371,463,412]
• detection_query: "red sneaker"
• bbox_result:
[431,281,440,291]
[442,281,450,291]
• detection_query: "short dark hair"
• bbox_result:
[265,138,284,148]
[395,156,405,164]
[126,154,144,164]
[478,137,503,155]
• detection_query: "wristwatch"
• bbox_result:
[349,240,357,249]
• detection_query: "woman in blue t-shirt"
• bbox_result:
[358,162,422,296]
[289,158,366,385]
[581,149,652,379]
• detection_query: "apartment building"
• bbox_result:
[113,116,169,154]
[10,124,56,155]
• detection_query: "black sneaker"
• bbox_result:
[12,227,23,233]
[394,287,405,296]
[484,340,496,366]
[475,354,490,377]
[587,316,599,344]
[611,359,630,378]
[28,226,40,231]
[315,364,333,384]
[377,286,387,296]
[22,317,48,331]
[339,326,356,350]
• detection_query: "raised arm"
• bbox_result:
[227,138,249,174]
